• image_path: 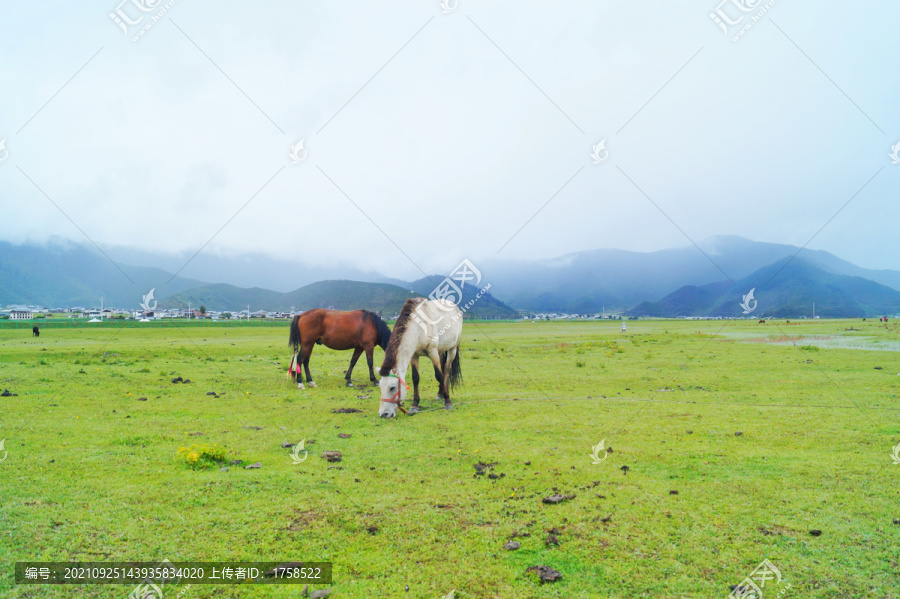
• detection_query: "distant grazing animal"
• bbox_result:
[32,326,39,337]
[288,309,391,389]
[375,298,463,418]
[758,319,765,324]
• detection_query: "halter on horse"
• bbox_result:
[380,374,408,414]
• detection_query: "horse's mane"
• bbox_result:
[379,298,424,375]
[363,310,392,350]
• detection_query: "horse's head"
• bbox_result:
[377,372,407,418]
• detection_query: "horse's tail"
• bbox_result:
[289,314,301,350]
[367,311,392,350]
[286,352,298,380]
[447,349,462,391]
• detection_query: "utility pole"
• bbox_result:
[188,301,191,320]
[247,304,250,323]
[813,302,815,319]
[100,296,104,321]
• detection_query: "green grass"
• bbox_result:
[1,319,898,597]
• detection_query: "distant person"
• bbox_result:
[621,322,626,333]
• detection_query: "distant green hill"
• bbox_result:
[160,277,520,319]
[159,280,419,316]
[628,258,900,318]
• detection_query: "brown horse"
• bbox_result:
[288,309,391,389]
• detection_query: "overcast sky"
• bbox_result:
[1,0,897,280]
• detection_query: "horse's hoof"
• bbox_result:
[346,381,353,387]
[444,403,453,411]
[297,383,305,390]
[308,381,317,388]
[407,406,419,415]
[435,394,444,401]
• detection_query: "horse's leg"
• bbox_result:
[302,342,316,388]
[427,349,445,401]
[432,364,443,388]
[346,348,363,387]
[365,346,377,385]
[291,318,304,389]
[441,347,458,410]
[296,358,304,390]
[408,356,421,414]
[433,362,444,400]
[294,350,306,390]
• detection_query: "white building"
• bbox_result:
[10,310,34,320]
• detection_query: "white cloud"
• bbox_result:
[1,0,898,279]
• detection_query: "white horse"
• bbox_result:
[376,298,463,418]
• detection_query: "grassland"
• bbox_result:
[1,319,898,598]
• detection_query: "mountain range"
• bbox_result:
[479,236,900,313]
[628,257,900,318]
[0,240,519,318]
[2,237,899,318]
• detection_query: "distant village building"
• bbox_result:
[10,310,35,320]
